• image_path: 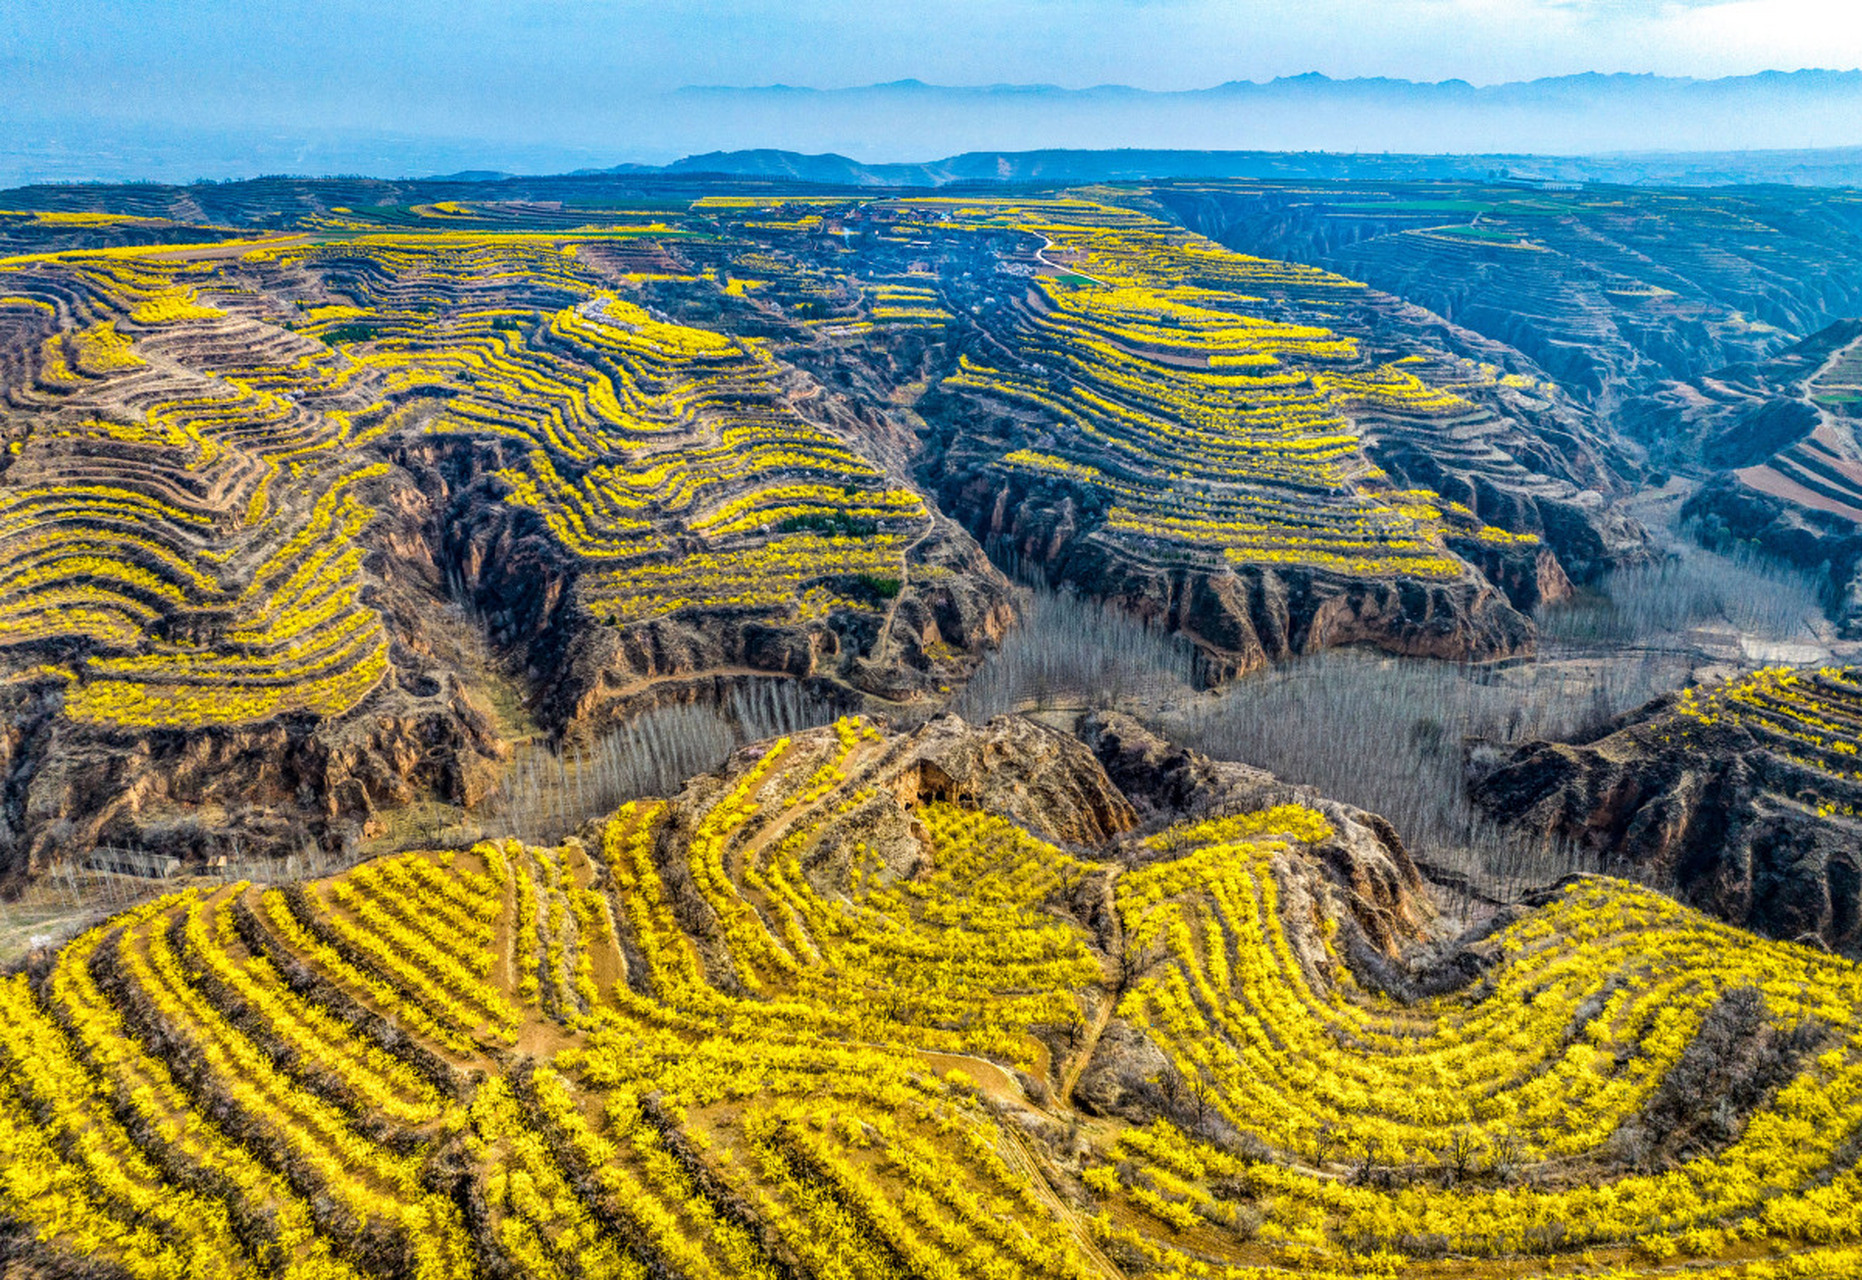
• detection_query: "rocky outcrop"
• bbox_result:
[1446,534,1573,613]
[6,680,507,873]
[1370,445,1650,586]
[1471,694,1862,955]
[1081,711,1436,956]
[889,713,1137,847]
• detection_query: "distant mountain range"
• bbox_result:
[4,70,1862,188]
[651,71,1862,161]
[604,145,1862,189]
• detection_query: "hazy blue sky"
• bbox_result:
[2,0,1859,180]
[5,0,1858,113]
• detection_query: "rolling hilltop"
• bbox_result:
[3,712,1860,1278]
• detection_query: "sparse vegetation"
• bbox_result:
[1540,538,1824,647]
[483,679,841,843]
[959,537,1829,905]
[1159,650,1670,900]
[953,579,1198,721]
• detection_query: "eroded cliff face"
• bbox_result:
[936,458,1538,679]
[7,692,506,873]
[1470,680,1862,955]
[1638,322,1862,635]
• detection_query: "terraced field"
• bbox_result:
[899,197,1610,673]
[929,200,1539,577]
[1160,180,1862,405]
[3,713,1860,1279]
[0,196,1015,868]
[256,232,943,643]
[0,213,991,726]
[0,182,1638,871]
[1718,333,1862,526]
[0,248,395,729]
[1811,332,1862,414]
[1672,665,1862,775]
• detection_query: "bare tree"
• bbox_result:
[1440,1127,1483,1187]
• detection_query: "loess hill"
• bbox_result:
[0,185,1638,873]
[1635,320,1862,632]
[1475,663,1862,953]
[1163,179,1862,633]
[1159,180,1862,413]
[2,713,1861,1279]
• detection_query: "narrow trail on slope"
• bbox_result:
[997,1122,1126,1280]
[1061,868,1123,1108]
[873,519,939,665]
